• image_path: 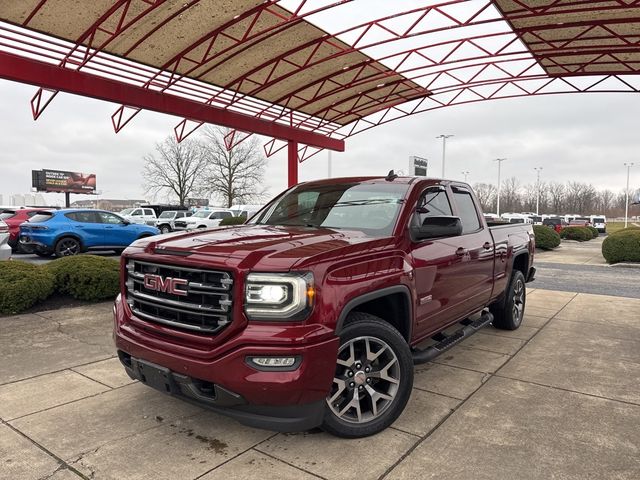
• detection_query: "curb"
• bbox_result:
[609,262,640,269]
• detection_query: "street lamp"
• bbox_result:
[461,171,470,182]
[494,158,507,216]
[436,134,454,178]
[624,162,635,228]
[534,167,543,215]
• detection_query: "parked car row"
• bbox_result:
[0,203,265,260]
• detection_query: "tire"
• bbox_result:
[490,269,526,330]
[321,312,413,438]
[54,237,81,257]
[159,225,171,234]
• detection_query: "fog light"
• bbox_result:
[248,356,298,369]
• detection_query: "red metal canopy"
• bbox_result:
[1,1,639,186]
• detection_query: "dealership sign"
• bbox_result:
[32,169,97,193]
[409,156,428,176]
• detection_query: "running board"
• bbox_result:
[411,311,494,365]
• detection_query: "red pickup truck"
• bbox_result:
[114,176,535,438]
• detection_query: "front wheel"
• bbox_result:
[490,269,526,330]
[54,237,81,257]
[322,312,413,438]
[159,225,171,234]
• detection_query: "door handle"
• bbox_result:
[483,242,492,250]
[456,247,468,256]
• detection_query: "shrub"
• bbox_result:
[533,225,561,250]
[0,261,54,314]
[611,226,640,235]
[587,226,600,239]
[45,255,120,301]
[220,216,247,226]
[602,229,640,264]
[560,226,593,242]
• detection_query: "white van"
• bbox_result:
[590,215,607,233]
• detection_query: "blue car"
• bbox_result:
[19,209,159,257]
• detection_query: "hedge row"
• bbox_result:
[0,255,121,315]
[533,225,561,250]
[560,226,593,242]
[602,228,640,264]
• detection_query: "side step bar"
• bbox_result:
[412,311,494,365]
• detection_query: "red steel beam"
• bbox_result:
[0,51,344,152]
[287,140,298,187]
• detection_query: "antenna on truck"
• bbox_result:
[385,170,398,181]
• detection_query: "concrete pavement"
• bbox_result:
[1,289,639,480]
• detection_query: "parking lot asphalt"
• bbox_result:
[533,236,640,298]
[1,287,639,480]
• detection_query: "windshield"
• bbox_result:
[193,210,212,218]
[0,211,16,220]
[158,211,175,219]
[251,182,409,237]
[120,208,135,216]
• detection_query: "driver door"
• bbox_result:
[98,212,136,246]
[410,187,467,339]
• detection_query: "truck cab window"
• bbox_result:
[416,189,452,226]
[452,189,481,234]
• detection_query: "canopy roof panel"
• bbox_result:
[0,0,639,159]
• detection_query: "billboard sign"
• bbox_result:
[410,156,429,176]
[32,169,97,194]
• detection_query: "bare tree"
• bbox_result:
[501,177,521,213]
[548,182,565,214]
[201,126,268,207]
[143,136,207,206]
[472,183,496,212]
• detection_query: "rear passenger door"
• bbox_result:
[65,212,103,247]
[449,186,494,318]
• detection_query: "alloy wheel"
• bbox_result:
[512,278,525,325]
[327,336,400,424]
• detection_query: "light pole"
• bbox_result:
[461,171,470,182]
[436,134,454,178]
[494,158,507,216]
[624,162,635,228]
[534,167,543,215]
[328,150,332,178]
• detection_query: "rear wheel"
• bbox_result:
[54,237,81,257]
[490,270,526,330]
[159,225,171,234]
[322,312,413,438]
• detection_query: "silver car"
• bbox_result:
[0,219,11,260]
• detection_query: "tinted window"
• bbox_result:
[452,190,481,234]
[593,217,605,223]
[97,212,125,224]
[0,211,16,220]
[29,212,54,223]
[144,209,154,216]
[131,209,142,216]
[65,212,97,223]
[417,188,452,225]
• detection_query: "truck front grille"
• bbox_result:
[125,260,233,334]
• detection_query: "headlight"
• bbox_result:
[245,272,314,320]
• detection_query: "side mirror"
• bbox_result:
[121,219,130,225]
[412,216,463,241]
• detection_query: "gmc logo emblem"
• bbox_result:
[143,274,188,296]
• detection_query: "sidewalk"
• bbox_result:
[1,291,639,480]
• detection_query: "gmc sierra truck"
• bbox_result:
[114,175,535,438]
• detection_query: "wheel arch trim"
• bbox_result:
[335,285,413,341]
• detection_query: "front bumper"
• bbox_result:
[118,352,325,431]
[113,295,339,432]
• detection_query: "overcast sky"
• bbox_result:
[1,0,639,207]
[1,77,638,207]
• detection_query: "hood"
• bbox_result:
[134,225,392,271]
